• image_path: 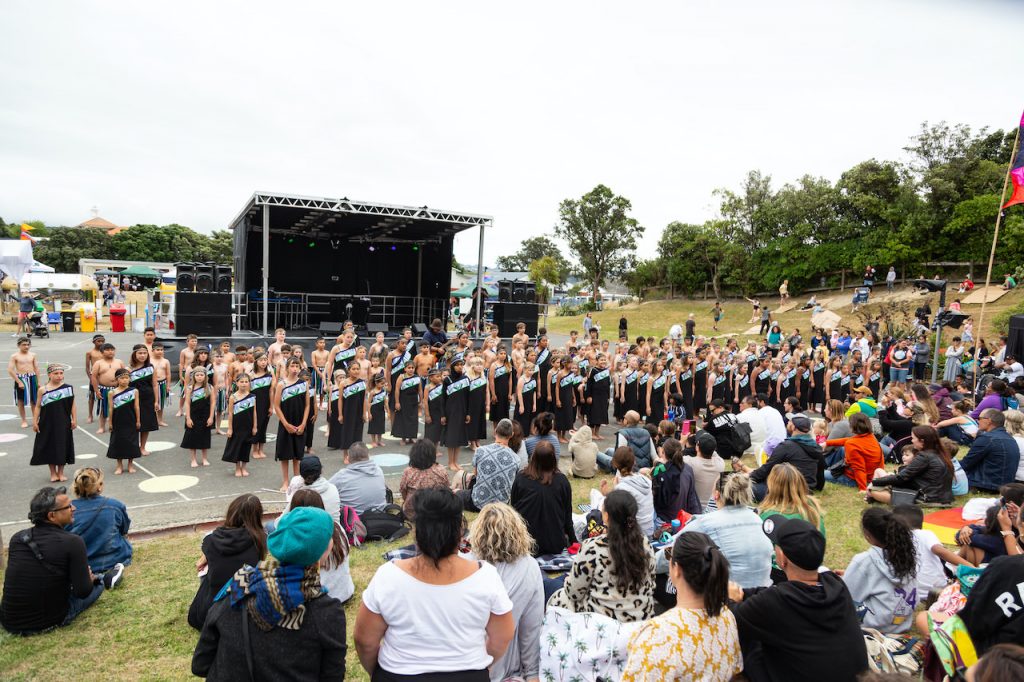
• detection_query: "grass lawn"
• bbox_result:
[0,459,981,681]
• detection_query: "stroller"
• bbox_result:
[26,310,49,339]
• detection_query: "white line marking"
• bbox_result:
[75,426,190,501]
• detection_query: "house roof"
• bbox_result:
[77,216,119,229]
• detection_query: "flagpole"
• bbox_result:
[972,124,1020,393]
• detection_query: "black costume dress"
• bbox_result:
[250,374,274,444]
[467,375,488,440]
[678,368,695,420]
[811,361,826,406]
[839,372,852,404]
[692,360,709,413]
[275,380,308,461]
[535,347,552,413]
[367,389,387,436]
[515,376,538,436]
[827,369,843,404]
[387,349,411,410]
[305,385,317,450]
[181,385,212,450]
[441,373,470,448]
[647,371,668,423]
[778,369,797,406]
[754,367,773,399]
[555,372,577,432]
[622,370,640,416]
[340,379,366,450]
[424,382,444,445]
[734,372,752,407]
[327,387,342,450]
[637,373,649,421]
[222,393,254,463]
[106,388,142,461]
[868,369,883,399]
[391,376,420,440]
[586,367,611,426]
[490,364,512,424]
[799,367,812,410]
[710,372,728,405]
[130,365,158,433]
[31,384,75,467]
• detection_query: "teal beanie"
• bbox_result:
[268,506,334,566]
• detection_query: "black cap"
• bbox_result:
[762,514,826,571]
[299,456,322,478]
[789,415,811,432]
[695,432,717,457]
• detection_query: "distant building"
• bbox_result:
[76,212,126,236]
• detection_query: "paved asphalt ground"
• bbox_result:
[0,330,611,537]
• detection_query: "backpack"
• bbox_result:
[1003,395,1020,410]
[360,504,411,542]
[862,627,923,676]
[338,505,366,546]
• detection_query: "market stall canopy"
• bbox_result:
[0,240,34,286]
[119,265,161,277]
[30,260,55,273]
[451,282,497,298]
[17,273,99,292]
[94,268,120,275]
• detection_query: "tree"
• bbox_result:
[528,256,562,303]
[207,230,234,264]
[555,185,643,303]
[33,227,112,272]
[496,236,571,283]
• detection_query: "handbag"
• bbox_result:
[890,488,919,507]
[828,456,847,480]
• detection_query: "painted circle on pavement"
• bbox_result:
[380,433,402,442]
[139,475,199,494]
[0,433,27,443]
[371,453,409,468]
[77,453,98,460]
[0,414,19,421]
[266,433,277,442]
[0,451,7,457]
[144,440,175,452]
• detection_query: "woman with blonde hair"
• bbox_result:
[758,463,825,583]
[468,503,544,682]
[67,466,132,580]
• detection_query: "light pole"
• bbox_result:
[913,279,947,384]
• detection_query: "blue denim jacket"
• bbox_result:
[67,495,132,572]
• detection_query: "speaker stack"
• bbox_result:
[176,263,196,292]
[215,265,233,293]
[194,263,215,293]
[1009,315,1024,362]
[498,280,513,302]
[175,262,233,337]
[492,302,538,338]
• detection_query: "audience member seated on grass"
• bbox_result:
[622,532,742,681]
[524,411,560,459]
[67,466,132,574]
[651,438,701,521]
[286,489,354,603]
[597,410,654,472]
[329,442,387,514]
[398,438,450,520]
[957,504,1013,567]
[455,418,519,513]
[355,488,514,681]
[597,446,655,537]
[961,408,1021,491]
[682,474,774,589]
[822,398,852,455]
[970,644,1024,681]
[757,464,826,584]
[285,456,340,524]
[756,392,788,454]
[510,441,574,556]
[192,507,347,681]
[683,431,725,509]
[729,516,868,682]
[845,385,878,418]
[508,420,528,469]
[566,424,598,478]
[548,489,656,622]
[841,507,919,634]
[737,414,823,501]
[1003,409,1024,482]
[188,494,268,631]
[890,505,973,595]
[935,399,979,445]
[467,503,545,682]
[866,425,954,505]
[824,412,884,490]
[959,555,1024,656]
[736,395,767,455]
[0,486,122,635]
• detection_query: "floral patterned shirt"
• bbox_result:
[621,606,743,681]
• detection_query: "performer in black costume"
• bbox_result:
[441,357,470,471]
[339,364,368,456]
[31,364,75,482]
[106,368,141,475]
[489,348,513,425]
[128,344,159,455]
[274,358,309,491]
[423,369,445,447]
[391,362,421,444]
[250,353,274,460]
[222,373,256,477]
[366,374,388,447]
[585,355,611,438]
[181,367,213,467]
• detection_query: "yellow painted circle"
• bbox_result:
[139,475,199,493]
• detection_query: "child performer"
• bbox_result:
[273,357,309,491]
[250,353,275,459]
[423,368,444,447]
[128,344,160,456]
[222,373,256,478]
[212,350,229,435]
[366,374,388,448]
[106,368,141,475]
[326,369,344,451]
[300,369,318,454]
[151,343,171,427]
[339,363,368,462]
[84,334,105,424]
[392,361,422,446]
[182,367,213,467]
[31,363,76,482]
[8,336,39,428]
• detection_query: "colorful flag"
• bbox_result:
[20,230,36,242]
[1004,110,1024,209]
[19,223,33,232]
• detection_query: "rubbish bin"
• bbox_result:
[60,311,77,333]
[80,304,96,333]
[109,304,127,332]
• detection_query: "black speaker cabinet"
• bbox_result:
[512,282,527,302]
[215,265,232,293]
[412,323,429,335]
[318,321,344,336]
[498,280,512,302]
[175,314,232,337]
[176,292,232,316]
[194,263,215,293]
[492,302,538,338]
[524,282,537,303]
[176,263,195,292]
[366,322,389,334]
[1008,314,1024,362]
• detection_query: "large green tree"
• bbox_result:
[555,185,643,302]
[34,228,113,272]
[495,236,571,283]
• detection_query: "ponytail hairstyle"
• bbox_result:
[662,437,684,468]
[860,507,917,583]
[912,424,952,473]
[603,490,652,595]
[670,531,731,617]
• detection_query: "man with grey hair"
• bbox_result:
[961,408,1021,491]
[456,418,518,512]
[329,442,387,513]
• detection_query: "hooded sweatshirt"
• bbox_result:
[329,460,387,514]
[187,526,263,630]
[615,473,655,537]
[842,546,918,634]
[733,572,867,682]
[567,426,598,478]
[286,476,341,524]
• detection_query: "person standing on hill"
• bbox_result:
[886,267,897,292]
[778,280,790,304]
[685,314,696,343]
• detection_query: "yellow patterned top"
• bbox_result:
[621,606,743,682]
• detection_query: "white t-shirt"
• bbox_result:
[912,529,946,593]
[1003,362,1024,382]
[1013,435,1024,482]
[736,408,767,453]
[362,559,513,675]
[758,406,787,449]
[669,324,683,339]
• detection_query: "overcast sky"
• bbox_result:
[1,0,1021,266]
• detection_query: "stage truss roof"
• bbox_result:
[228,192,492,244]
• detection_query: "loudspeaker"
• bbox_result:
[1008,314,1024,362]
[498,280,512,302]
[512,282,527,302]
[366,322,389,334]
[215,265,232,293]
[524,282,537,303]
[412,323,429,335]
[319,321,344,335]
[492,302,538,338]
[176,263,195,292]
[350,297,371,327]
[194,263,215,293]
[176,292,232,316]
[176,314,232,337]
[939,311,970,329]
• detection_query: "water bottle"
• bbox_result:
[671,519,681,534]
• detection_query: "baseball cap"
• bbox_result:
[299,455,322,478]
[851,385,873,396]
[789,415,811,432]
[762,514,826,570]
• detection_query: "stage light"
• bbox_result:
[412,245,419,251]
[287,238,294,244]
[308,241,315,248]
[390,245,397,251]
[368,245,376,252]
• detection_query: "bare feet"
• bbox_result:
[128,465,137,474]
[97,427,106,435]
[175,411,182,418]
[448,464,462,472]
[159,421,170,427]
[559,437,569,444]
[191,461,199,468]
[344,457,350,465]
[20,420,28,428]
[202,460,210,467]
[241,470,250,477]
[59,474,67,482]
[114,467,123,475]
[278,484,288,493]
[235,471,243,477]
[50,476,59,482]
[217,430,227,436]
[87,415,94,424]
[141,449,150,456]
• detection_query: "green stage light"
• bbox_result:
[308,241,315,248]
[412,245,419,251]
[287,237,294,244]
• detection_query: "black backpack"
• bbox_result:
[359,504,410,542]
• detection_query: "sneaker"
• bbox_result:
[103,563,125,589]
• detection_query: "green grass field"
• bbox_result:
[0,462,979,681]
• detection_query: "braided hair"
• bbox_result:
[861,507,917,583]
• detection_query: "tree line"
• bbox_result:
[500,121,1022,301]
